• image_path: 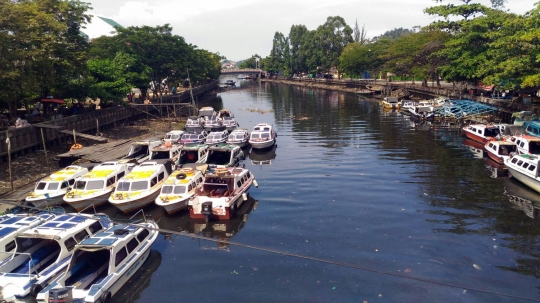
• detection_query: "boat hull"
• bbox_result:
[227,140,249,148]
[250,139,275,150]
[486,150,505,165]
[189,195,243,220]
[463,131,489,144]
[155,197,191,215]
[109,191,160,214]
[508,166,540,194]
[25,195,65,208]
[64,191,111,212]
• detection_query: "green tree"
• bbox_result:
[239,54,262,69]
[315,16,353,77]
[267,32,288,74]
[288,25,308,74]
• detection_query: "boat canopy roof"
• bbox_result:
[22,214,99,239]
[78,224,140,248]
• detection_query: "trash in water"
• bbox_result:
[473,264,482,270]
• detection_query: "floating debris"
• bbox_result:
[473,264,482,270]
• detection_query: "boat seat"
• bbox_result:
[12,243,59,274]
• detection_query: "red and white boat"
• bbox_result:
[188,167,258,221]
[462,124,502,144]
[484,140,517,165]
[508,135,540,155]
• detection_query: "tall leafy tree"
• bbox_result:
[353,19,367,44]
[289,25,308,74]
[267,32,288,74]
[315,16,353,77]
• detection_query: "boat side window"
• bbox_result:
[520,142,525,148]
[5,240,15,252]
[65,237,77,252]
[241,178,245,185]
[188,184,193,191]
[117,182,130,191]
[237,181,241,187]
[511,158,518,164]
[48,182,59,190]
[517,160,524,166]
[68,179,75,186]
[115,247,128,267]
[87,180,105,190]
[137,229,150,242]
[198,177,203,183]
[36,182,47,190]
[151,177,157,187]
[107,177,115,187]
[74,230,89,242]
[247,172,251,178]
[488,143,493,149]
[61,181,69,189]
[88,221,103,234]
[535,129,539,135]
[523,163,529,169]
[477,129,482,134]
[158,172,165,181]
[529,165,536,171]
[126,238,139,254]
[74,181,86,190]
[131,181,148,191]
[117,172,125,180]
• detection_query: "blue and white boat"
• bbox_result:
[36,219,159,303]
[0,213,112,301]
[523,121,540,138]
[0,213,56,261]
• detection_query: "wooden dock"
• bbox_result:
[59,130,108,143]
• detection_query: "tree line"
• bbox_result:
[0,0,222,117]
[246,0,540,90]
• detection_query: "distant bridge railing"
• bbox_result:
[221,68,264,74]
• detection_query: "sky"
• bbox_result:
[86,0,538,61]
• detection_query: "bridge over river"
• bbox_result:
[221,68,263,74]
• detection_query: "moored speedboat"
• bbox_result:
[249,123,277,150]
[205,130,229,145]
[109,160,172,213]
[485,141,517,165]
[189,167,258,221]
[409,101,434,120]
[204,115,222,131]
[400,100,416,115]
[155,166,205,215]
[227,128,250,147]
[356,89,373,96]
[150,142,182,163]
[26,165,93,208]
[206,144,244,168]
[176,144,209,166]
[0,213,56,261]
[523,121,540,137]
[36,219,158,303]
[163,130,184,144]
[123,140,162,163]
[185,116,204,130]
[0,213,112,301]
[506,154,540,194]
[198,106,215,118]
[382,97,401,109]
[508,135,540,155]
[222,116,239,131]
[64,161,134,211]
[462,124,502,144]
[179,130,207,144]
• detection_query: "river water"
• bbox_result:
[98,77,540,302]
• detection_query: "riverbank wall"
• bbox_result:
[0,80,218,163]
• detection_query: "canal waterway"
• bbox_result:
[81,76,540,302]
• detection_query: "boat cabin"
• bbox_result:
[198,107,215,117]
[150,143,182,162]
[508,154,540,177]
[204,116,222,129]
[228,129,249,143]
[0,213,55,261]
[114,160,172,194]
[124,140,162,162]
[511,135,540,155]
[206,144,243,168]
[185,116,203,128]
[463,124,501,143]
[524,121,540,138]
[71,162,130,193]
[177,144,209,165]
[206,131,229,145]
[180,131,207,144]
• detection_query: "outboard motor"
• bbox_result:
[201,202,213,222]
[49,288,73,303]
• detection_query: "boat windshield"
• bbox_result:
[209,134,223,140]
[251,133,260,139]
[261,133,270,139]
[74,181,86,190]
[529,142,540,154]
[206,150,230,165]
[485,128,500,137]
[174,186,186,194]
[232,134,244,140]
[182,134,198,140]
[36,182,47,190]
[179,151,198,164]
[223,117,233,121]
[87,180,104,190]
[131,181,148,191]
[161,186,173,194]
[47,182,59,190]
[152,151,170,159]
[116,182,130,191]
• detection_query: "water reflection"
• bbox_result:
[249,145,277,166]
[462,138,485,159]
[110,250,162,303]
[504,178,540,219]
[484,158,508,178]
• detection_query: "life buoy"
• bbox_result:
[30,283,43,297]
[215,167,228,174]
[70,143,83,150]
[180,167,194,174]
[100,290,111,303]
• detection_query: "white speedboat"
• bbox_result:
[462,124,502,144]
[155,166,205,215]
[506,154,540,194]
[205,130,229,145]
[185,116,204,130]
[179,130,208,144]
[382,97,401,109]
[109,160,172,213]
[0,213,112,301]
[227,128,250,147]
[485,141,517,166]
[150,142,182,163]
[189,167,258,221]
[206,144,244,168]
[123,140,162,163]
[409,101,434,120]
[249,123,277,150]
[176,144,209,167]
[163,130,184,144]
[400,100,416,115]
[64,161,134,211]
[36,219,158,303]
[508,135,540,155]
[0,213,56,261]
[26,165,92,208]
[222,117,238,131]
[204,115,222,131]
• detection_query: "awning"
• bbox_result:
[41,98,65,104]
[478,85,494,91]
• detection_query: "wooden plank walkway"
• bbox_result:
[59,130,108,143]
